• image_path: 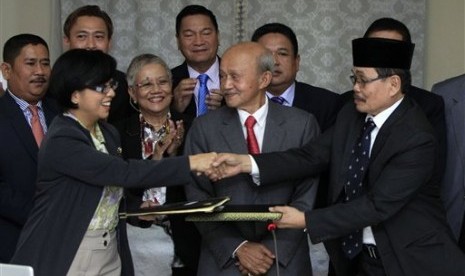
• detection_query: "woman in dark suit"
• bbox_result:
[10,49,215,276]
[115,54,200,276]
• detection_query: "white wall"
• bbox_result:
[0,0,54,51]
[1,0,464,90]
[425,0,465,89]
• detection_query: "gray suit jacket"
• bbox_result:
[184,101,320,275]
[432,74,465,239]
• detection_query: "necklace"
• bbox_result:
[140,112,171,159]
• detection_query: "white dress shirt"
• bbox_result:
[265,82,296,107]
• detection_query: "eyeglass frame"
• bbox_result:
[349,74,391,87]
[133,78,171,93]
[88,80,119,94]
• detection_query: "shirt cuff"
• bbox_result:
[249,155,260,186]
[232,240,249,259]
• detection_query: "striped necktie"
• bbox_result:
[197,74,209,116]
[270,96,285,105]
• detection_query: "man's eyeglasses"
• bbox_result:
[349,75,389,87]
[89,80,118,94]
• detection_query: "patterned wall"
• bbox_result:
[58,0,426,93]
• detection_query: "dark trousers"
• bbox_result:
[459,211,465,253]
[355,248,386,276]
[330,245,387,276]
[172,267,197,276]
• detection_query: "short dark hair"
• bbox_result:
[49,49,116,110]
[3,34,49,64]
[364,17,412,43]
[63,5,114,39]
[251,23,299,57]
[376,67,411,94]
[175,5,218,36]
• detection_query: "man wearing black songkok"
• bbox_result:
[212,37,465,276]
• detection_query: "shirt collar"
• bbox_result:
[237,96,269,128]
[265,82,295,106]
[187,57,220,88]
[367,96,404,128]
[8,89,43,112]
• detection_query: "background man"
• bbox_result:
[213,37,465,276]
[185,42,319,275]
[63,5,133,124]
[168,5,224,273]
[0,34,58,262]
[251,22,342,132]
[432,72,465,252]
[171,4,223,119]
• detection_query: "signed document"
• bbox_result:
[119,196,230,219]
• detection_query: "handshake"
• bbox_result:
[188,152,252,181]
[188,152,308,231]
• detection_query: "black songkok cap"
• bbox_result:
[352,37,415,69]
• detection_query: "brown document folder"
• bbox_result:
[119,196,230,219]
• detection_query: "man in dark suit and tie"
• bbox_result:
[341,18,447,182]
[171,5,223,119]
[251,23,342,132]
[432,74,465,252]
[212,37,465,275]
[0,34,58,262]
[185,42,320,275]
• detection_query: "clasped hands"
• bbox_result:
[188,153,251,179]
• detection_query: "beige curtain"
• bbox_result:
[56,0,426,93]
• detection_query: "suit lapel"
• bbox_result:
[370,97,410,159]
[219,108,249,154]
[262,103,286,152]
[2,93,39,161]
[450,82,465,163]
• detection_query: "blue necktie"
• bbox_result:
[270,96,285,105]
[341,118,376,259]
[197,74,209,116]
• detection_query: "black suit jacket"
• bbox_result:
[254,97,465,276]
[11,115,192,276]
[0,92,58,262]
[171,62,199,121]
[342,85,446,183]
[114,111,201,272]
[292,81,343,132]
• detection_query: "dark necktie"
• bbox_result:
[245,116,260,154]
[197,74,209,116]
[29,105,44,147]
[341,118,376,259]
[270,96,285,105]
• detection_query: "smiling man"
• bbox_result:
[0,34,58,262]
[211,37,465,276]
[171,5,223,119]
[62,5,133,124]
[185,42,319,275]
